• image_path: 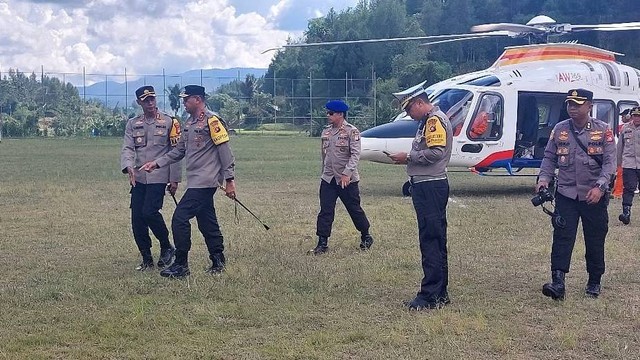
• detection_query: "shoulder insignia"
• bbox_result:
[208,116,229,145]
[169,118,181,146]
[351,129,360,141]
[605,128,614,142]
[424,116,446,147]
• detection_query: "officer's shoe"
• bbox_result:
[542,270,566,300]
[157,247,175,268]
[585,283,601,298]
[206,253,226,274]
[403,297,449,311]
[308,236,329,255]
[135,257,154,271]
[618,205,631,225]
[359,234,374,250]
[160,263,190,278]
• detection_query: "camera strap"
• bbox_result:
[568,120,603,167]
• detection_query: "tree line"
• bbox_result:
[1,0,639,137]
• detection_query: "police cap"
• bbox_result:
[565,88,593,105]
[392,81,428,110]
[179,85,207,98]
[631,106,640,116]
[325,100,349,113]
[136,86,156,101]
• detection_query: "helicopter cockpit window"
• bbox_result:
[592,100,616,131]
[432,89,473,137]
[467,93,503,140]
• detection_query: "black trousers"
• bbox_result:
[171,188,223,264]
[551,192,608,277]
[622,168,640,206]
[411,179,449,303]
[316,179,370,238]
[130,182,171,254]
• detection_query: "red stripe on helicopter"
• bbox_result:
[498,48,614,65]
[472,150,514,168]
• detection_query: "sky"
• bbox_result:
[0,0,359,77]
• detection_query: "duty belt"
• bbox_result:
[409,175,447,184]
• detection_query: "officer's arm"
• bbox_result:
[537,129,558,184]
[616,131,624,167]
[343,128,361,178]
[156,133,186,168]
[411,117,447,164]
[217,141,236,182]
[120,119,135,173]
[599,127,617,186]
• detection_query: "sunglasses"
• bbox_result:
[327,111,336,116]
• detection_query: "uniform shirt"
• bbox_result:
[320,121,361,183]
[156,110,235,189]
[617,122,640,169]
[406,107,453,180]
[539,118,616,201]
[121,112,181,184]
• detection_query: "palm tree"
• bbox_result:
[167,84,181,116]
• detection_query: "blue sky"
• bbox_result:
[0,0,359,77]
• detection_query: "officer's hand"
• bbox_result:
[224,179,236,199]
[535,181,549,193]
[139,161,158,172]
[167,182,178,196]
[586,187,604,204]
[340,174,350,188]
[388,152,408,164]
[126,167,136,187]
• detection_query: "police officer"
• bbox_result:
[617,106,640,224]
[387,84,453,310]
[121,85,181,271]
[311,100,374,254]
[536,89,616,299]
[141,85,236,278]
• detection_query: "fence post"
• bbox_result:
[309,72,313,135]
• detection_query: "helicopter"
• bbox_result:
[267,15,640,195]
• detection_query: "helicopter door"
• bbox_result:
[457,93,504,162]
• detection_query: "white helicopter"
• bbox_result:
[268,16,640,195]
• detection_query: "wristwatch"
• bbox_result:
[597,182,608,193]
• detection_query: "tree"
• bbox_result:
[167,84,182,117]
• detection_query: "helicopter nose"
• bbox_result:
[361,137,394,164]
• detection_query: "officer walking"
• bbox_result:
[387,84,453,310]
[120,86,181,271]
[140,85,236,278]
[617,106,640,224]
[311,100,374,254]
[536,89,616,300]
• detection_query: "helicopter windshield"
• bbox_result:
[432,89,474,136]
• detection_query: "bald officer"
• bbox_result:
[121,85,181,271]
[617,106,640,224]
[311,100,374,254]
[537,89,616,300]
[388,84,453,310]
[141,85,236,278]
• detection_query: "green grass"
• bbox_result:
[0,137,639,359]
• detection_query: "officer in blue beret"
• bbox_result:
[311,99,374,254]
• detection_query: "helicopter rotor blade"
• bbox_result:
[471,23,546,34]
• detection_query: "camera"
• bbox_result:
[531,187,554,207]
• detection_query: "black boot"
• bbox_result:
[309,236,329,255]
[585,273,602,298]
[157,246,175,268]
[135,250,154,271]
[206,252,226,274]
[160,250,190,278]
[619,205,631,225]
[542,270,565,300]
[359,233,374,250]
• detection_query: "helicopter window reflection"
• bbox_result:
[467,93,503,140]
[431,89,473,137]
[593,100,616,131]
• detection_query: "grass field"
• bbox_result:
[0,137,638,359]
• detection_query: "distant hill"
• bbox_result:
[78,67,267,109]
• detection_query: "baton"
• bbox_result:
[171,193,178,206]
[233,196,270,231]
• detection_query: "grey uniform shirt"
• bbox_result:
[155,110,235,189]
[406,107,453,180]
[320,121,362,183]
[539,118,616,201]
[121,112,181,184]
[617,122,640,169]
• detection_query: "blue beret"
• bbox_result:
[325,100,349,112]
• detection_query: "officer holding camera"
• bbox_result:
[536,89,616,300]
